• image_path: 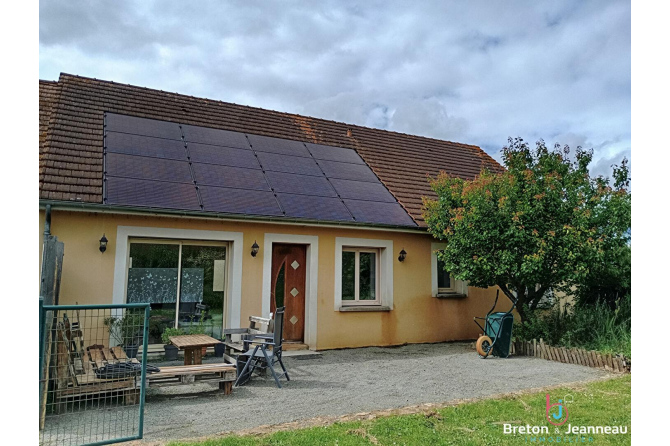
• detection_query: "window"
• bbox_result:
[431,243,467,298]
[341,248,380,305]
[126,239,227,343]
[334,237,393,311]
[437,258,455,293]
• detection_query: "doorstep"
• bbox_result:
[283,349,322,360]
[283,342,309,351]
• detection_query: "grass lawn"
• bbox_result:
[169,375,630,446]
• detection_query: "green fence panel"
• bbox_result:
[39,302,150,446]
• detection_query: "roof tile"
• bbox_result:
[39,74,504,225]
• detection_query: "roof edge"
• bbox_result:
[39,199,427,234]
[57,72,490,153]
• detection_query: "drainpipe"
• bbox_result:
[43,204,52,240]
[40,205,52,300]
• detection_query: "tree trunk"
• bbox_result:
[499,283,527,323]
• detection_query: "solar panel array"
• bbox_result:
[104,113,417,227]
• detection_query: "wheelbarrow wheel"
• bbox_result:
[476,335,494,358]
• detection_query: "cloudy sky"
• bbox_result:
[39,0,631,176]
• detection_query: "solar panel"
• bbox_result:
[265,171,337,197]
[329,178,397,202]
[247,134,312,157]
[106,113,182,140]
[317,159,379,183]
[276,193,353,222]
[106,153,193,183]
[199,186,283,216]
[192,163,270,191]
[256,152,323,176]
[306,143,364,164]
[106,177,201,210]
[105,132,187,160]
[188,143,260,169]
[343,200,417,226]
[102,116,417,227]
[181,124,250,149]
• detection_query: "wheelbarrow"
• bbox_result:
[473,290,516,358]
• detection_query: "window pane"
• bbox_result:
[178,245,227,339]
[359,252,377,300]
[342,251,356,300]
[437,258,451,289]
[274,262,286,308]
[127,243,179,344]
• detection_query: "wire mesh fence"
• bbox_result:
[39,301,150,446]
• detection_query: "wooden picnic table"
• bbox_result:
[169,334,221,365]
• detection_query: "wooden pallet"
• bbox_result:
[147,363,236,394]
[52,343,139,412]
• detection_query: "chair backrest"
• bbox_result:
[273,307,285,347]
[248,315,271,333]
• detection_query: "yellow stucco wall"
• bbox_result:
[39,209,508,350]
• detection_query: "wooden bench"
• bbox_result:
[146,363,237,394]
[222,315,272,363]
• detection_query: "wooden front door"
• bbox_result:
[271,244,307,342]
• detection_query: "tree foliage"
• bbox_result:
[574,242,630,309]
[423,137,631,322]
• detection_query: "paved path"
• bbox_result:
[141,342,609,442]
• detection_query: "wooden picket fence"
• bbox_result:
[510,338,630,373]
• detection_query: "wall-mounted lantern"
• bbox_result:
[251,240,260,257]
[99,234,108,253]
[398,248,407,262]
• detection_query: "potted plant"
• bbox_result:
[161,327,184,361]
[104,311,143,359]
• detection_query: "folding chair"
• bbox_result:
[234,307,290,388]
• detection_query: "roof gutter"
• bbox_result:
[39,200,429,235]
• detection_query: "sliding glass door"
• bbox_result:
[126,240,227,344]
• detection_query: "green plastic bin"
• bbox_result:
[485,312,514,358]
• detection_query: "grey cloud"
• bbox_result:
[40,0,630,179]
[390,99,467,141]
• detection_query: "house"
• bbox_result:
[39,73,506,351]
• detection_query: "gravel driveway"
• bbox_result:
[140,342,609,442]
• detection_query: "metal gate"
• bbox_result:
[39,301,150,446]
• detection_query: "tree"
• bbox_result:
[423,137,630,322]
[574,242,630,309]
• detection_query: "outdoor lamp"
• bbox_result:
[99,234,108,253]
[398,248,407,262]
[251,240,260,257]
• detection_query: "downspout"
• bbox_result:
[40,204,52,300]
[43,204,52,240]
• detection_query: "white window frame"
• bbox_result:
[341,247,381,306]
[436,257,456,294]
[112,226,243,331]
[126,238,228,329]
[334,237,393,310]
[431,242,468,297]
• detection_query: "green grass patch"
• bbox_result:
[169,375,630,446]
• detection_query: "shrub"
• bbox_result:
[103,311,144,346]
[516,295,631,357]
[161,327,185,345]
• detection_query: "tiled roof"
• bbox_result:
[39,73,503,226]
[39,80,61,156]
